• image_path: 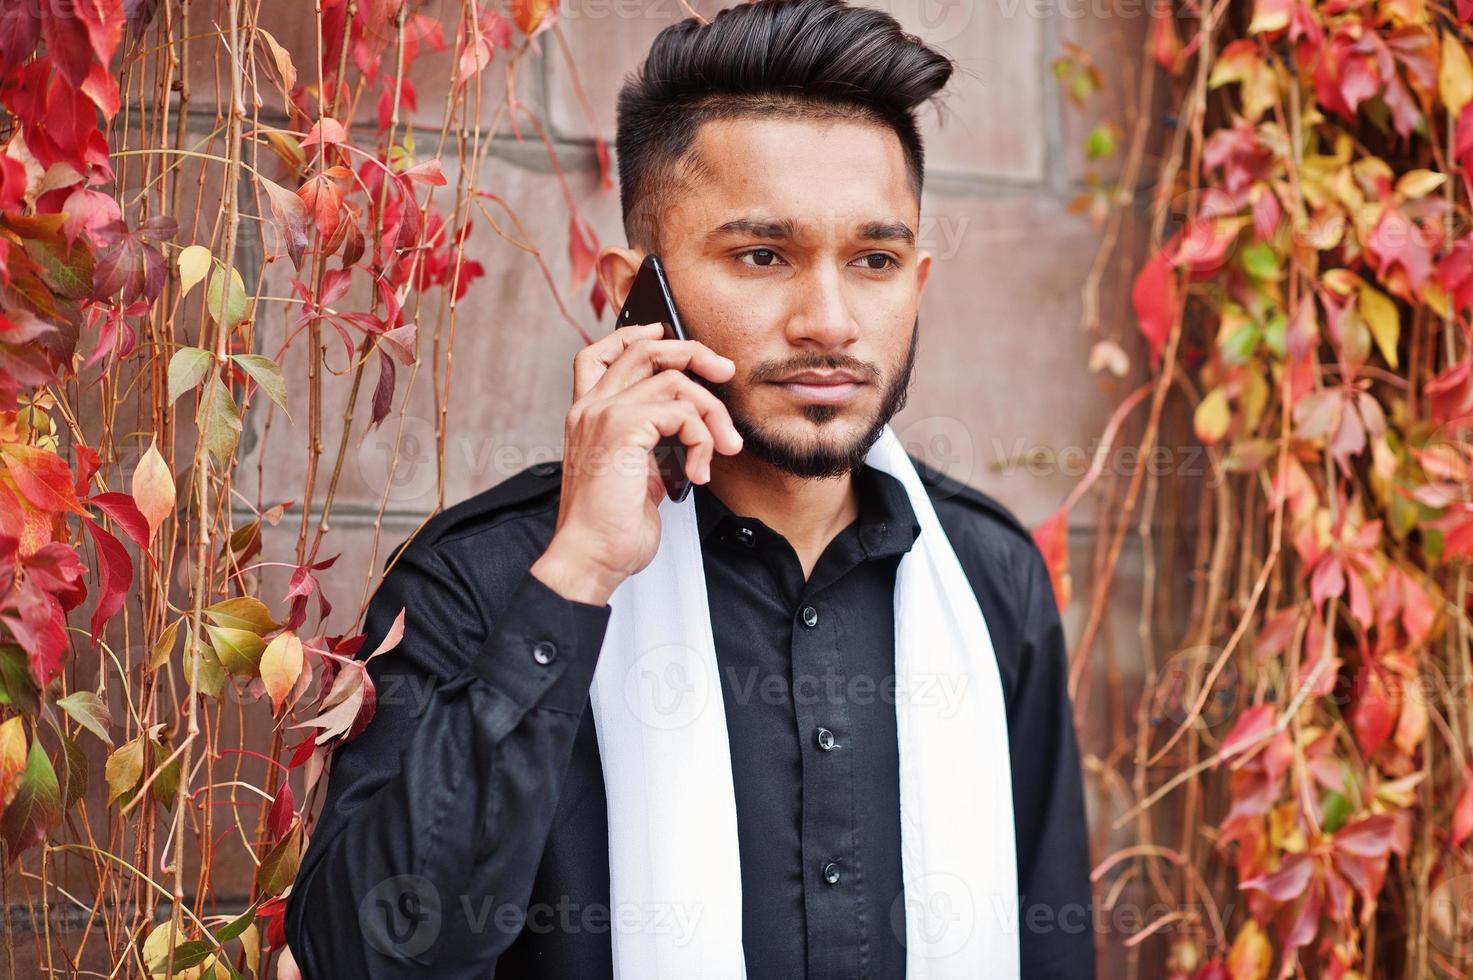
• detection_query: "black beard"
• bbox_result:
[709,319,920,480]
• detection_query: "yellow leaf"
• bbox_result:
[177,244,210,297]
[150,618,181,672]
[0,716,25,808]
[1396,169,1447,200]
[1248,0,1291,34]
[131,437,175,539]
[1358,284,1401,370]
[1441,31,1473,117]
[1227,920,1272,980]
[1194,387,1231,445]
[104,736,144,805]
[260,631,305,713]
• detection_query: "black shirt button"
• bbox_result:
[822,861,841,885]
[801,605,819,628]
[531,640,557,665]
[734,526,755,547]
[816,727,836,751]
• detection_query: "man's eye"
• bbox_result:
[739,248,782,267]
[855,253,897,271]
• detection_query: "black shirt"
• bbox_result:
[284,457,1095,979]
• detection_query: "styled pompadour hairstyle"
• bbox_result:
[614,0,955,249]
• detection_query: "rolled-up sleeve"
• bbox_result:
[285,536,612,979]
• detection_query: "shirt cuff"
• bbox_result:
[469,566,613,716]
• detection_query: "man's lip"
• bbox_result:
[772,380,863,403]
[771,373,864,384]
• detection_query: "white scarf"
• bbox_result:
[588,422,1019,979]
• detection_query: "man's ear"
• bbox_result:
[915,249,933,300]
[597,246,645,314]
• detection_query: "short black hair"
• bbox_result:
[615,0,955,250]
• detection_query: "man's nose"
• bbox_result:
[784,264,860,349]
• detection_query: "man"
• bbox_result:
[284,0,1094,977]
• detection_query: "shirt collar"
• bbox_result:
[692,463,922,560]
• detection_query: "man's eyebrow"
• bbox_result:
[858,220,916,246]
[706,217,800,243]
[705,217,918,247]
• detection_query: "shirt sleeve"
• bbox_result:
[284,538,613,979]
[1010,543,1096,979]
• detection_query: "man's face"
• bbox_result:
[650,115,932,480]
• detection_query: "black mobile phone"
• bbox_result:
[615,254,693,503]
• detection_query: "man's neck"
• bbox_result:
[706,453,860,581]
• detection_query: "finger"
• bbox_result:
[573,323,665,400]
[619,368,743,454]
[591,337,736,399]
[616,398,714,484]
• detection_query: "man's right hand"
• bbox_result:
[529,322,744,606]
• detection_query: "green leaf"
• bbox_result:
[0,735,61,861]
[204,597,280,634]
[168,347,213,405]
[216,904,258,943]
[59,732,87,812]
[231,354,291,418]
[150,739,181,808]
[1084,123,1117,160]
[1262,312,1287,357]
[1241,241,1280,280]
[1321,791,1351,834]
[0,645,40,715]
[196,372,242,465]
[11,213,95,300]
[253,824,302,896]
[205,264,250,330]
[55,690,113,745]
[205,625,266,677]
[1220,323,1260,365]
[150,939,216,974]
[185,633,229,700]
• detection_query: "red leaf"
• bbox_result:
[301,117,348,149]
[1240,851,1314,902]
[267,777,294,840]
[41,4,93,88]
[61,187,121,248]
[259,175,311,270]
[569,215,597,289]
[287,733,317,770]
[2,444,85,514]
[1335,813,1397,858]
[1366,208,1433,292]
[1220,704,1275,762]
[87,491,149,551]
[82,517,131,641]
[2,575,71,686]
[297,172,345,240]
[1131,248,1176,367]
[1351,668,1397,756]
[1031,508,1071,613]
[370,348,395,428]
